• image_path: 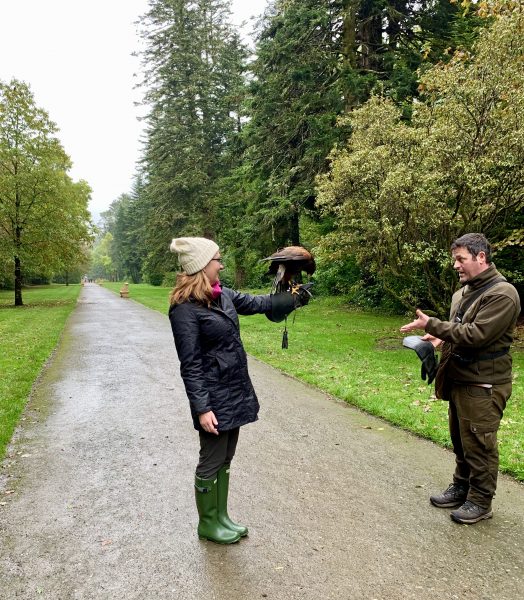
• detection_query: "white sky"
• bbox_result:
[0,0,268,221]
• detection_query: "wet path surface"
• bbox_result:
[0,283,523,599]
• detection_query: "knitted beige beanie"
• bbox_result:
[169,237,219,275]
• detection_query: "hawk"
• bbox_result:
[261,246,316,294]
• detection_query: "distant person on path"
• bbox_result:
[400,233,521,524]
[168,237,308,544]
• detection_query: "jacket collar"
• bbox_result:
[463,263,504,292]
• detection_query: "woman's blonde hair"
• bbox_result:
[169,270,214,307]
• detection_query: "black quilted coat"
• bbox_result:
[169,288,272,431]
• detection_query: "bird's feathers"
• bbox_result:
[261,246,316,293]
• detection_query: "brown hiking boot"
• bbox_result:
[430,483,468,508]
[450,500,493,524]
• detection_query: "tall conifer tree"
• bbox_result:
[137,0,247,278]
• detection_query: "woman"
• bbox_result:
[168,237,304,544]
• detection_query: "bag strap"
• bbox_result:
[455,277,505,323]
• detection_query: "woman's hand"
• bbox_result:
[199,410,219,435]
[400,309,430,333]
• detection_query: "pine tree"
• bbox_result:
[241,0,345,253]
[136,0,248,278]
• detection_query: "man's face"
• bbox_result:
[452,246,487,283]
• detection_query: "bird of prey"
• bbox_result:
[261,246,316,294]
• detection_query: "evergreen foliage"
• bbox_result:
[136,0,248,280]
[240,0,346,255]
[93,0,522,312]
[317,10,524,313]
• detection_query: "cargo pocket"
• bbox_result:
[469,421,497,434]
[470,421,498,451]
[464,385,493,421]
[465,385,492,398]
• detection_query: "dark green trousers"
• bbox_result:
[449,382,512,508]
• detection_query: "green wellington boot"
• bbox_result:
[194,475,240,544]
[216,465,248,537]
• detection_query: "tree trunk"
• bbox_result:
[234,263,246,288]
[342,0,358,70]
[341,0,360,109]
[289,210,300,246]
[65,272,69,286]
[14,255,23,306]
[131,267,140,284]
[358,0,383,72]
[386,0,406,49]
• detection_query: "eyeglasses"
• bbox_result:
[210,258,224,264]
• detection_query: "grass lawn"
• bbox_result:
[0,285,81,458]
[102,282,524,481]
[102,282,171,313]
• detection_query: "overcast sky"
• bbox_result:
[0,0,268,221]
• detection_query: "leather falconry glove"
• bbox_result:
[266,283,313,323]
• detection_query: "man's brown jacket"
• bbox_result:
[426,264,521,388]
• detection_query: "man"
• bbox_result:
[400,233,521,524]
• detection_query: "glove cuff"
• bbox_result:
[266,292,296,323]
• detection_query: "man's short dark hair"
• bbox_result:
[451,233,492,263]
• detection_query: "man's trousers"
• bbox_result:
[449,382,512,508]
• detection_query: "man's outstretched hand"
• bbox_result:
[400,309,430,333]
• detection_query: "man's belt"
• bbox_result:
[451,348,510,365]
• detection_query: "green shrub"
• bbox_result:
[147,271,164,286]
[161,271,178,288]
